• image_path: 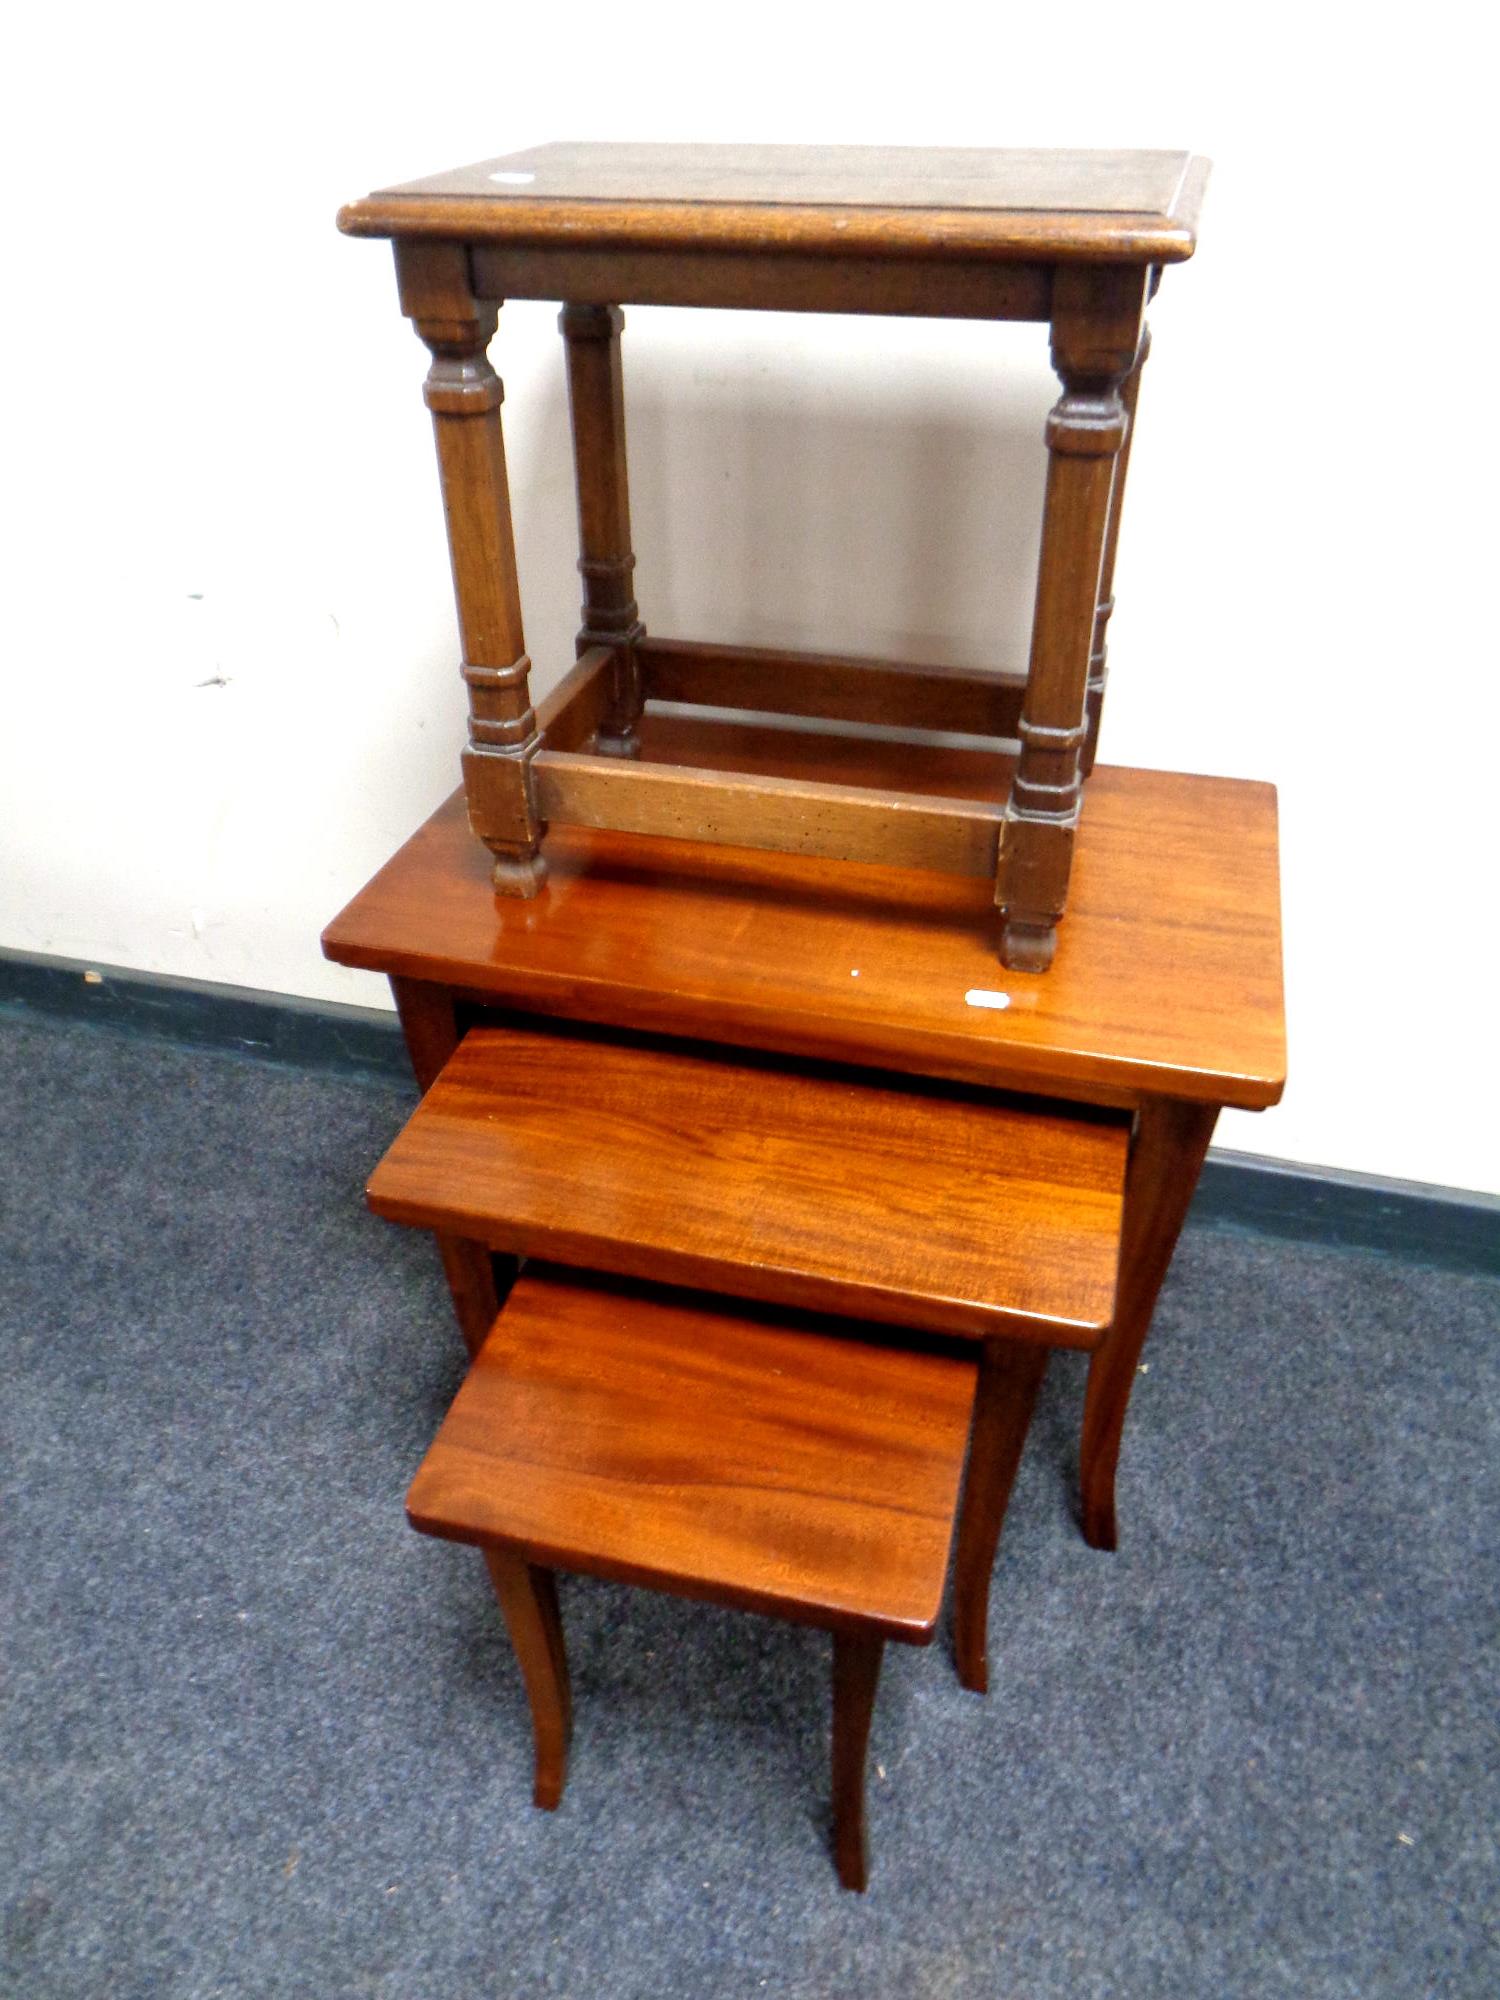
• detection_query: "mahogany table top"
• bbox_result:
[405,1264,978,1640]
[367,1024,1128,1346]
[322,714,1284,1112]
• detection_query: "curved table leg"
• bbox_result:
[1081,1096,1218,1550]
[483,1549,573,1809]
[391,975,516,1355]
[952,1342,1049,1694]
[831,1632,884,1892]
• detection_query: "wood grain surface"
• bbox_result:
[404,1268,977,1641]
[481,1549,572,1809]
[951,1343,1050,1692]
[339,143,1209,266]
[367,1025,1126,1344]
[468,244,1054,321]
[532,748,1004,876]
[323,723,1285,1112]
[831,1633,884,1890]
[996,263,1148,971]
[639,636,1028,738]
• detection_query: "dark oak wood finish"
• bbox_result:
[532,748,1004,878]
[340,142,1209,266]
[394,240,545,896]
[640,636,1027,738]
[473,245,1052,321]
[1083,325,1150,776]
[540,633,1029,878]
[952,1343,1050,1693]
[366,1024,1127,1347]
[342,143,1209,960]
[560,303,644,754]
[531,643,615,753]
[996,264,1148,971]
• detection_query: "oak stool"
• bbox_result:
[405,1266,977,1891]
[338,142,1210,969]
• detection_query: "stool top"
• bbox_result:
[405,1266,978,1641]
[339,141,1209,264]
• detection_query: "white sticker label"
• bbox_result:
[964,988,1011,1010]
[488,171,536,185]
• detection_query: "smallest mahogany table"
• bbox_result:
[405,1264,978,1891]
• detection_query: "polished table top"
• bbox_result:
[323,713,1284,1112]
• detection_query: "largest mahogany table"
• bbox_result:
[323,712,1285,1550]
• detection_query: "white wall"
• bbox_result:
[5,2,1496,1193]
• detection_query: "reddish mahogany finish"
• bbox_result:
[366,1023,1128,1348]
[406,1266,978,1886]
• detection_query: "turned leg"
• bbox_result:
[997,265,1150,971]
[560,303,644,757]
[395,241,545,896]
[388,976,514,1356]
[952,1342,1049,1695]
[1082,323,1151,777]
[830,1631,883,1892]
[483,1549,572,1809]
[1080,1096,1219,1549]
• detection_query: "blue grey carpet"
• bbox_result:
[1,1011,1495,1999]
